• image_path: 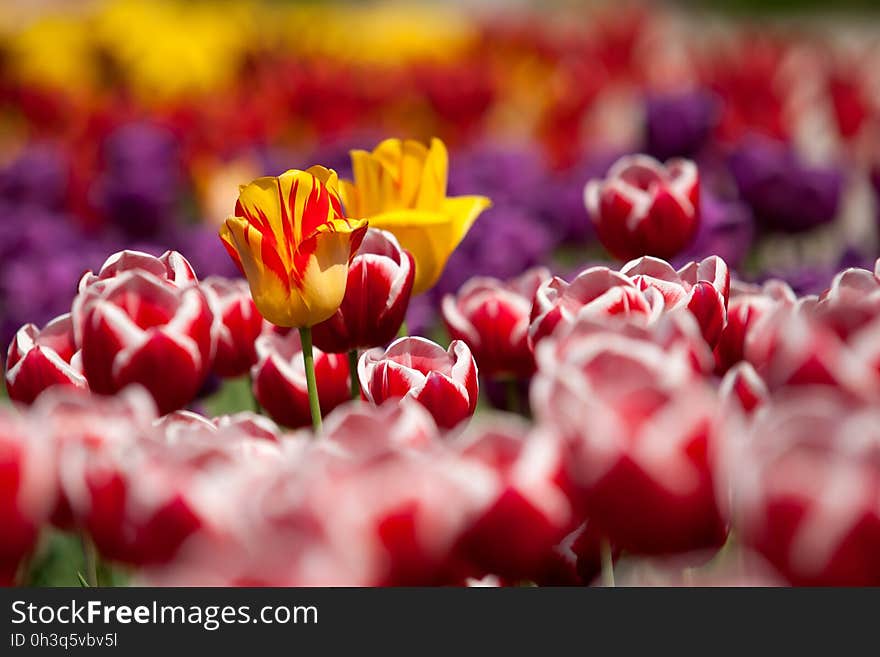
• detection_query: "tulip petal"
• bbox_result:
[295,223,369,327]
[221,216,295,326]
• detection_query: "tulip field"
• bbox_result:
[2,1,880,588]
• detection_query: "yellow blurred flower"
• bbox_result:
[281,4,476,66]
[93,0,248,103]
[340,138,491,294]
[7,15,95,92]
[220,167,368,328]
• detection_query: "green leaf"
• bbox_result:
[202,376,257,416]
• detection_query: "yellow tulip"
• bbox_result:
[220,167,368,328]
[340,138,490,294]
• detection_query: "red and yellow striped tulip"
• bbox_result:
[220,166,368,328]
[340,138,491,294]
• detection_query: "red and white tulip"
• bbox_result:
[529,267,659,346]
[202,277,265,378]
[443,267,550,379]
[5,314,88,405]
[621,255,730,346]
[358,337,479,430]
[585,155,700,261]
[0,409,57,585]
[311,229,415,353]
[532,323,727,555]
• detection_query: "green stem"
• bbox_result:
[397,320,409,338]
[299,326,322,434]
[348,349,360,400]
[80,532,98,588]
[600,538,615,588]
[249,374,261,414]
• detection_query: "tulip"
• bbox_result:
[452,416,576,581]
[728,135,843,233]
[358,337,479,430]
[5,314,88,405]
[32,386,159,531]
[745,302,875,399]
[75,264,216,415]
[644,89,719,161]
[320,399,440,455]
[77,249,197,291]
[251,330,351,429]
[308,443,495,586]
[61,435,206,566]
[0,409,56,585]
[538,310,716,379]
[219,166,367,329]
[311,228,414,355]
[719,362,768,413]
[221,166,367,432]
[532,323,727,556]
[340,138,491,294]
[584,154,700,261]
[156,410,283,445]
[202,277,265,377]
[528,266,658,347]
[442,267,550,379]
[37,385,193,576]
[714,279,796,373]
[725,390,880,585]
[621,255,729,346]
[743,265,880,400]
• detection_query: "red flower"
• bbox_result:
[320,399,440,455]
[714,279,796,373]
[308,446,493,586]
[0,410,56,585]
[532,321,726,555]
[621,255,729,346]
[77,249,197,290]
[202,277,265,377]
[61,436,205,566]
[537,310,716,378]
[74,251,216,415]
[251,329,350,429]
[585,154,700,261]
[32,386,158,529]
[744,267,880,400]
[311,229,414,353]
[529,267,657,347]
[452,416,576,581]
[443,267,550,379]
[719,362,768,414]
[725,390,880,585]
[157,410,284,446]
[358,337,479,430]
[5,314,88,405]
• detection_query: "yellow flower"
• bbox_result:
[220,167,368,328]
[340,138,490,294]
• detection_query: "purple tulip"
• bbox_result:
[91,122,183,239]
[728,135,843,233]
[0,144,69,210]
[644,89,719,161]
